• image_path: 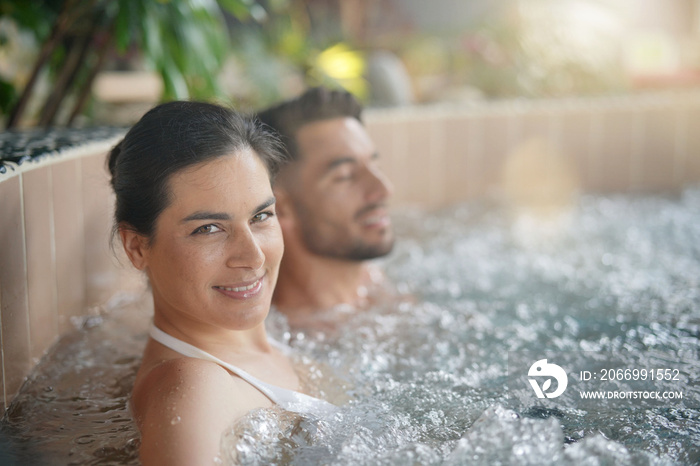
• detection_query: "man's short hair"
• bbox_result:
[256,87,363,161]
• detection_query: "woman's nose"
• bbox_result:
[225,228,265,270]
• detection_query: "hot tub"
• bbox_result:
[1,92,699,464]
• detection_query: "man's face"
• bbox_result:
[283,117,394,261]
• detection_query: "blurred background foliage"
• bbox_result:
[0,0,371,126]
[453,2,630,98]
[222,0,369,109]
[0,0,269,126]
[0,0,698,127]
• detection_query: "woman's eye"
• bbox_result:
[192,224,221,235]
[252,211,274,223]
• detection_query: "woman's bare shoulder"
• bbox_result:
[132,356,272,465]
[132,357,231,423]
[133,356,270,421]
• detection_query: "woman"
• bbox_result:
[108,101,334,465]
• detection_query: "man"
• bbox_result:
[257,87,395,327]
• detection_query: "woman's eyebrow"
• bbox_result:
[181,211,231,223]
[181,197,276,223]
[253,196,276,213]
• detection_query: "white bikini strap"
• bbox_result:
[148,324,281,405]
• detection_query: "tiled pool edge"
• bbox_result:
[0,137,145,411]
[365,91,700,207]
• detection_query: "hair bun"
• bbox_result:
[107,140,123,179]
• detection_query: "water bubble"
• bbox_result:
[170,415,181,425]
[75,434,95,445]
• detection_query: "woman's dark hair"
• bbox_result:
[108,101,285,241]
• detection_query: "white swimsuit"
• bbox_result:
[149,324,337,418]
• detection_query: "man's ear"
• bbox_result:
[273,187,296,229]
[119,226,150,270]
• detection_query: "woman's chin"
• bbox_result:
[223,302,272,330]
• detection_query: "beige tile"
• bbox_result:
[389,119,414,207]
[443,115,479,202]
[481,112,515,198]
[386,118,419,206]
[628,111,646,191]
[589,107,634,193]
[683,106,700,186]
[671,105,688,186]
[0,176,31,405]
[556,108,590,193]
[51,160,86,333]
[365,119,395,163]
[639,105,677,192]
[427,117,448,207]
[402,118,440,206]
[466,114,486,201]
[504,108,580,207]
[587,111,604,192]
[516,109,551,146]
[22,166,59,363]
[82,153,120,308]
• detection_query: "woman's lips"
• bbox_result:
[213,276,264,299]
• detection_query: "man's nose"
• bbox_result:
[364,164,393,203]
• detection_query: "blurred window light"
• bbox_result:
[623,32,680,75]
[518,0,623,63]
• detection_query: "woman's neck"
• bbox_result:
[152,311,273,358]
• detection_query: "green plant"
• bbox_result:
[0,0,265,127]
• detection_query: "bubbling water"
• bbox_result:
[234,187,700,465]
[2,188,699,465]
[0,294,150,465]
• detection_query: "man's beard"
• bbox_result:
[294,203,394,261]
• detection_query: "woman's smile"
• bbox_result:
[213,275,265,299]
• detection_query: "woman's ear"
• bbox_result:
[119,226,150,270]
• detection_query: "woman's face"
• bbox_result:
[139,149,283,331]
